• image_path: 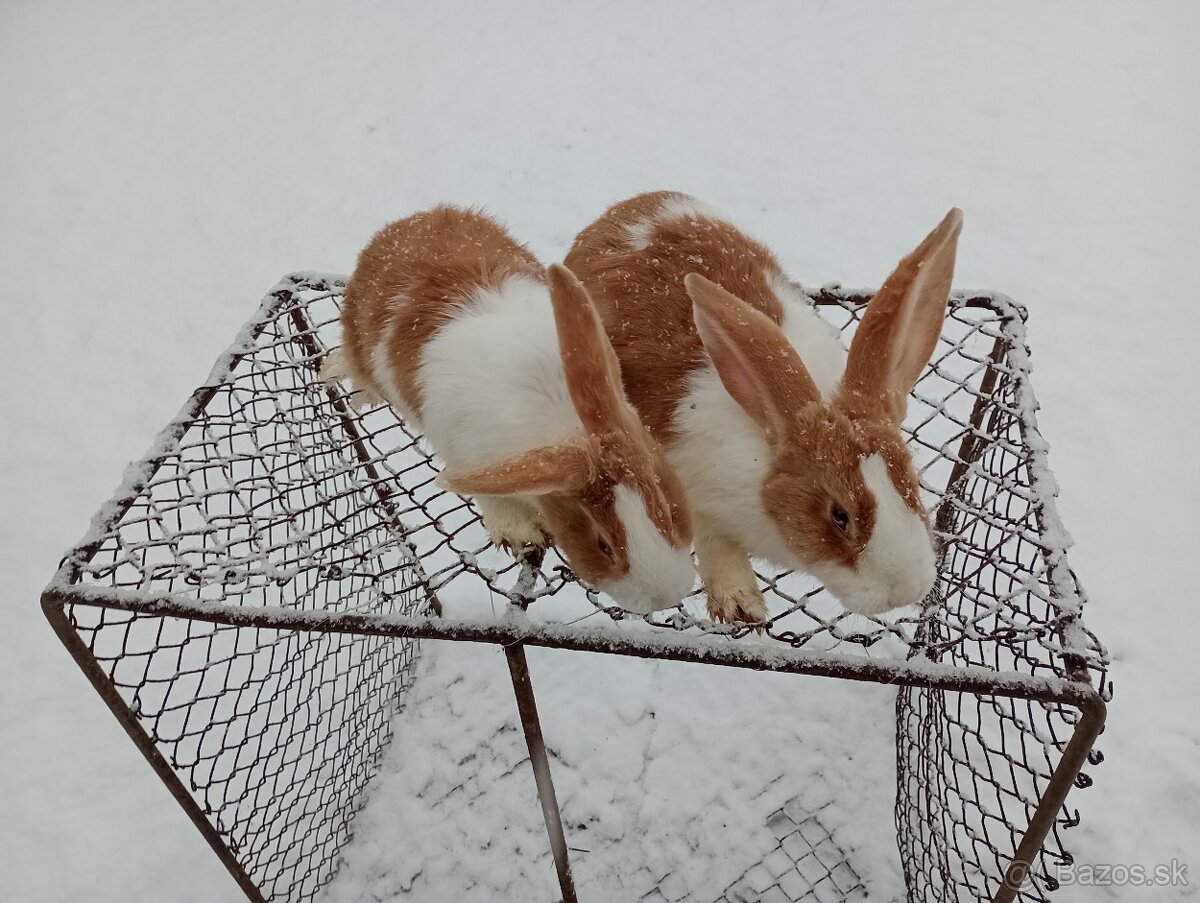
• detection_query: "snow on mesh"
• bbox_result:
[47,273,1108,902]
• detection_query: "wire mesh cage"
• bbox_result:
[43,272,1109,903]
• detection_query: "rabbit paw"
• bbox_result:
[706,584,768,625]
[477,498,552,554]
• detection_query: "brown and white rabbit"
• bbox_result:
[565,192,962,623]
[321,205,695,614]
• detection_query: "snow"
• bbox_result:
[318,642,898,903]
[3,2,1199,902]
[46,583,1095,703]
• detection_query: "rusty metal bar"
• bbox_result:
[47,580,1105,903]
[504,643,578,903]
[992,693,1107,903]
[933,331,1010,541]
[907,329,1012,662]
[41,593,268,903]
[42,587,1102,711]
[285,300,442,616]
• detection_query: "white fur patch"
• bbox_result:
[669,366,797,567]
[626,193,729,251]
[366,312,418,422]
[598,484,696,614]
[475,495,547,550]
[414,274,694,612]
[417,275,582,469]
[813,454,936,615]
[769,274,848,402]
[318,346,348,384]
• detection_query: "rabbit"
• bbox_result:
[321,205,695,614]
[564,192,962,623]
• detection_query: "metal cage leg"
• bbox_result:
[992,693,1107,903]
[505,643,578,903]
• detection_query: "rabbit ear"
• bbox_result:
[547,263,633,435]
[841,209,963,421]
[684,273,822,442]
[437,439,596,497]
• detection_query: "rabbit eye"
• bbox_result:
[597,537,615,560]
[831,504,850,533]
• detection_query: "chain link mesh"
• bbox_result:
[45,273,1107,902]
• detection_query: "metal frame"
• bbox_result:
[43,586,1105,903]
[42,273,1108,903]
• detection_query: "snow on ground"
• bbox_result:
[313,565,909,903]
[3,1,1198,901]
[321,640,896,903]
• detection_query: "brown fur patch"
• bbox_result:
[541,263,693,575]
[542,427,692,585]
[855,421,925,515]
[539,475,626,585]
[685,273,822,443]
[438,437,598,497]
[838,208,962,424]
[597,427,691,549]
[763,406,875,570]
[763,411,928,571]
[547,263,641,436]
[340,205,542,417]
[564,192,788,439]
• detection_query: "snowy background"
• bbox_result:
[3,1,1198,900]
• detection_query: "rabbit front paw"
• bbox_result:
[476,497,552,554]
[706,583,768,625]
